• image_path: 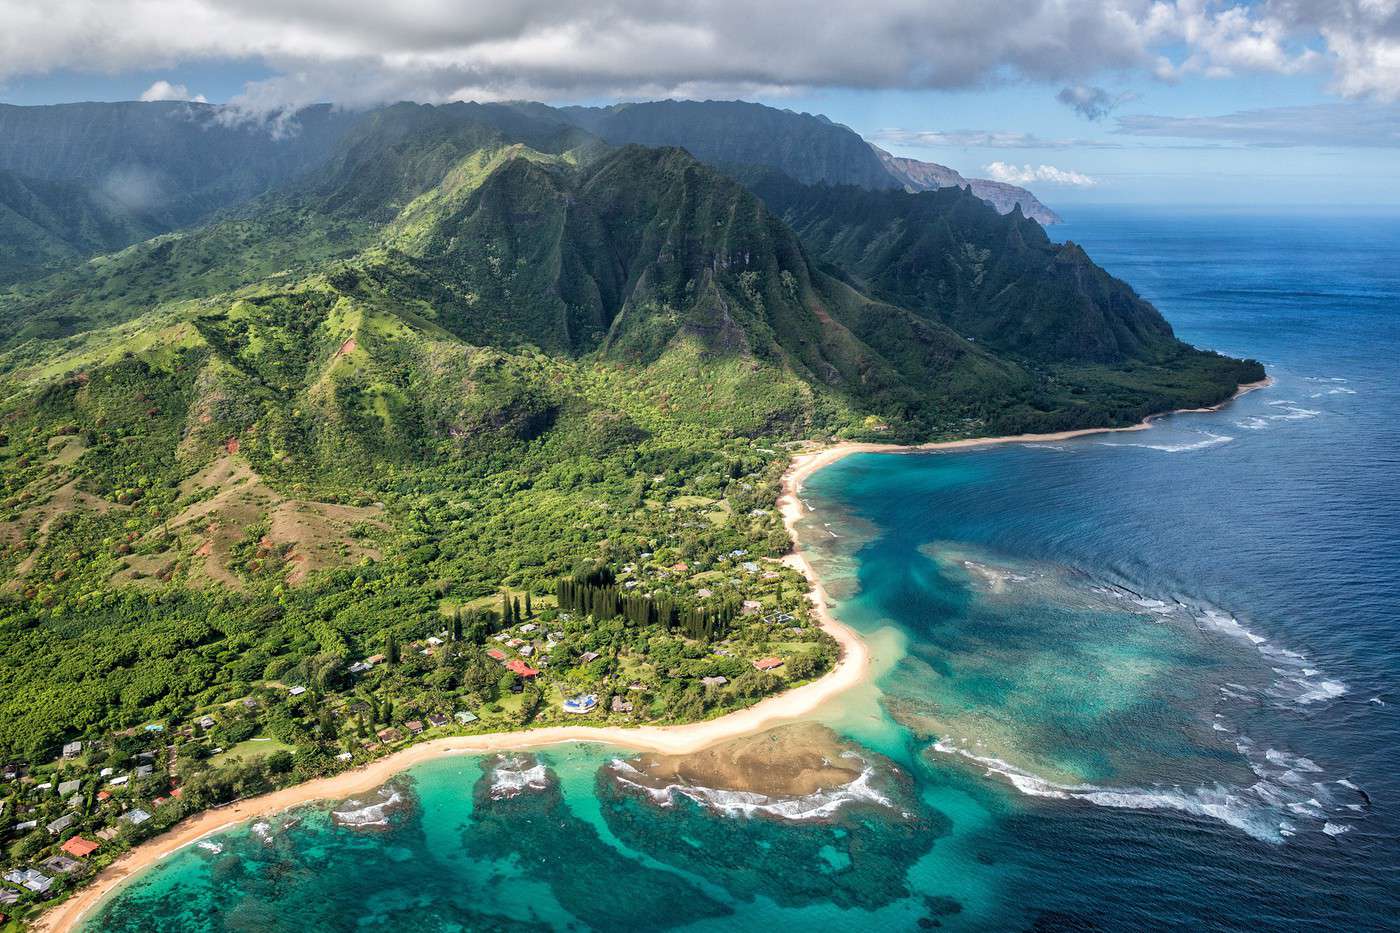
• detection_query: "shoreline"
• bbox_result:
[780,377,1273,484]
[36,376,1267,931]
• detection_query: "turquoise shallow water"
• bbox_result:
[89,209,1400,931]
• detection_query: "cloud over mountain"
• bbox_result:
[139,80,207,103]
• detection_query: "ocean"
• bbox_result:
[87,207,1400,931]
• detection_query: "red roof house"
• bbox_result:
[61,837,99,858]
[505,659,540,678]
[753,656,784,672]
[487,647,507,661]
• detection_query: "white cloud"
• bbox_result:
[138,80,207,103]
[0,0,1394,109]
[983,161,1099,186]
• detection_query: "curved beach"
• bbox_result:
[38,378,1269,932]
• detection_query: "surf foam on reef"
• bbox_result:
[1095,584,1346,708]
[331,786,404,827]
[608,756,892,821]
[488,755,549,799]
[931,727,1370,844]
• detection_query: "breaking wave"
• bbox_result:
[1099,431,1234,453]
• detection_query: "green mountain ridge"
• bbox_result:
[0,99,1262,775]
[0,98,1063,286]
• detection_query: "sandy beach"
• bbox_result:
[778,377,1274,489]
[36,376,1267,931]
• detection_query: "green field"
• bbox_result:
[208,736,295,768]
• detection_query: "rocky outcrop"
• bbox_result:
[872,146,1062,224]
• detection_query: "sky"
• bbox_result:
[1,0,1397,208]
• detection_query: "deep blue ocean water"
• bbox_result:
[88,208,1400,931]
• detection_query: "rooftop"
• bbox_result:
[62,836,99,858]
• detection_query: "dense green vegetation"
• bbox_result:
[0,98,1264,921]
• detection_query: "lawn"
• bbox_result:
[208,736,294,768]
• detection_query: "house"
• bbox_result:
[99,767,114,778]
[366,654,386,665]
[518,644,534,657]
[427,713,450,728]
[562,694,598,714]
[122,808,152,826]
[61,836,100,859]
[519,623,537,633]
[579,651,600,663]
[426,636,443,647]
[741,600,763,614]
[288,686,307,696]
[742,562,760,573]
[96,791,112,803]
[487,647,508,662]
[610,696,634,714]
[505,659,539,678]
[108,775,129,786]
[507,638,524,648]
[0,888,19,905]
[335,752,353,762]
[454,711,478,725]
[62,741,83,759]
[347,661,372,674]
[96,827,119,841]
[700,676,728,687]
[405,720,424,735]
[242,698,260,710]
[46,813,75,835]
[39,855,81,875]
[5,868,52,893]
[198,716,216,730]
[133,765,154,779]
[753,657,784,672]
[13,820,37,832]
[670,562,689,572]
[377,728,402,744]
